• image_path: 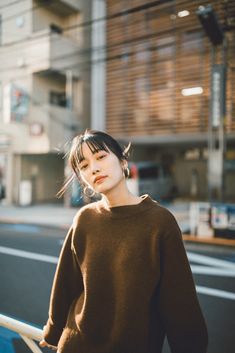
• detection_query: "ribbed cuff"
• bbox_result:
[43,320,63,346]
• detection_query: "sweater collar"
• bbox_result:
[96,194,157,219]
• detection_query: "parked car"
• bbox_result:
[126,161,177,201]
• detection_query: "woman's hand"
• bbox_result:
[39,339,57,351]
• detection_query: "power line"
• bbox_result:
[0,20,201,75]
[0,0,174,50]
[1,47,172,131]
[0,0,230,52]
[0,29,201,82]
[0,1,184,61]
[0,1,223,77]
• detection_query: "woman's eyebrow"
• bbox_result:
[79,153,95,163]
[79,150,104,163]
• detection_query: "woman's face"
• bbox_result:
[78,142,127,194]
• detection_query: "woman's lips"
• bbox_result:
[95,176,107,184]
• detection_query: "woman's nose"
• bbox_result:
[91,163,100,174]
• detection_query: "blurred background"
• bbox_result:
[0,0,234,207]
[0,1,235,353]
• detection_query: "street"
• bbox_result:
[0,223,235,353]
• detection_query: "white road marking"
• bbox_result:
[191,265,235,277]
[0,246,58,264]
[196,286,235,300]
[187,252,235,270]
[1,245,235,300]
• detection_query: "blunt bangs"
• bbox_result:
[69,132,122,176]
[78,136,110,163]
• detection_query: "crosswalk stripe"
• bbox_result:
[1,245,235,300]
[187,252,235,270]
[0,246,58,264]
[196,286,235,300]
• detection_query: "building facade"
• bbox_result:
[101,0,235,201]
[1,0,235,205]
[0,0,92,205]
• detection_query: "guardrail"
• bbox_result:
[0,314,43,353]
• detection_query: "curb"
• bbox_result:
[0,219,70,231]
[183,234,235,247]
[1,218,235,247]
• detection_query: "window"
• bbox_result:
[50,91,66,107]
[135,43,151,62]
[156,36,175,57]
[181,31,203,51]
[50,23,63,34]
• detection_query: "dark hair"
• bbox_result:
[56,129,132,198]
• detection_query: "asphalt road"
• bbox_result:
[0,223,235,353]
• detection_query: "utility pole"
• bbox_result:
[196,5,226,203]
[64,69,73,208]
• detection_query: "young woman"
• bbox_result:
[39,129,208,353]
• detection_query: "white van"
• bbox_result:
[126,161,177,201]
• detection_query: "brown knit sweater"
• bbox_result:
[43,194,208,353]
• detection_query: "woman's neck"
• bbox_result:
[101,182,141,208]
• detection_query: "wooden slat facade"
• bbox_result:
[106,0,235,139]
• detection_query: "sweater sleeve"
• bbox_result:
[43,224,84,346]
[158,216,208,353]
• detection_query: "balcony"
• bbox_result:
[0,29,81,79]
[35,0,82,15]
[28,29,81,75]
[29,103,81,152]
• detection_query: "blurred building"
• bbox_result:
[96,0,235,201]
[1,0,235,205]
[0,0,91,205]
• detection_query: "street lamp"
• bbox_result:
[196,5,224,46]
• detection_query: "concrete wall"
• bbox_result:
[19,154,64,203]
[0,0,91,205]
[2,0,32,45]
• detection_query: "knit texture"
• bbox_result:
[43,194,208,353]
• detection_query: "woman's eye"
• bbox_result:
[98,154,106,159]
[81,164,88,170]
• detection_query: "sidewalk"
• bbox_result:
[0,203,78,230]
[0,200,190,230]
[0,202,235,247]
